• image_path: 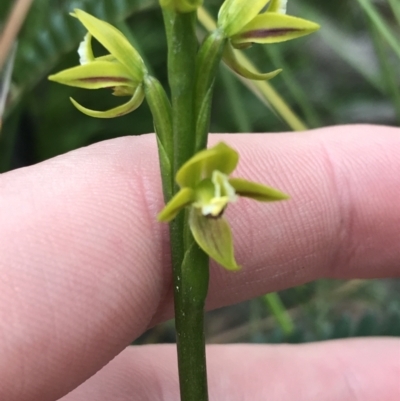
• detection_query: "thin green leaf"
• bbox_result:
[388,0,400,25]
[356,0,400,61]
[144,75,173,158]
[368,19,400,122]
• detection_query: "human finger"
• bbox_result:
[1,125,400,400]
[60,338,400,401]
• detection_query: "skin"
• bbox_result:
[0,124,399,401]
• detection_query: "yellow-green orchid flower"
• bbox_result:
[217,0,320,80]
[158,142,288,270]
[48,9,147,118]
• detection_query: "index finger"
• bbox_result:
[0,124,399,401]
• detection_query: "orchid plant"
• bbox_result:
[49,1,319,400]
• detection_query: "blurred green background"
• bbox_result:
[1,0,400,344]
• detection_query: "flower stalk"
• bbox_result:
[162,7,211,401]
[47,2,319,400]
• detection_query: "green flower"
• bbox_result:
[217,0,320,80]
[158,142,288,270]
[48,9,146,118]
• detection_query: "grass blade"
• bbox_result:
[356,0,400,61]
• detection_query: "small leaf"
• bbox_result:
[218,0,271,37]
[48,60,134,89]
[144,75,173,158]
[158,188,195,222]
[156,136,173,201]
[176,142,239,188]
[73,9,146,81]
[189,208,240,270]
[231,13,320,46]
[195,84,214,151]
[194,31,226,123]
[223,43,282,80]
[70,84,145,118]
[229,177,289,201]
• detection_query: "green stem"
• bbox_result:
[163,9,197,172]
[162,8,211,401]
[263,292,294,335]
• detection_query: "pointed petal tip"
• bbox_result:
[223,43,282,81]
[69,86,144,118]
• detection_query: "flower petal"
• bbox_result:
[189,208,240,270]
[72,9,146,81]
[176,142,239,188]
[77,33,94,65]
[70,84,145,118]
[218,0,271,37]
[267,0,287,14]
[223,43,282,80]
[231,13,320,46]
[229,177,289,201]
[48,61,134,89]
[157,187,196,222]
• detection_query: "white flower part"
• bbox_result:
[77,33,94,65]
[278,0,287,14]
[212,170,237,202]
[199,170,237,217]
[201,198,230,217]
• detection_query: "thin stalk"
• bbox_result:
[263,292,294,335]
[162,8,210,401]
[356,0,400,61]
[263,45,322,128]
[367,19,400,123]
[389,0,400,25]
[163,9,197,172]
[220,68,252,132]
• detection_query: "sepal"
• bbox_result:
[176,142,239,188]
[229,177,289,201]
[189,208,240,270]
[158,188,196,222]
[70,84,145,118]
[223,43,282,80]
[72,9,146,81]
[48,61,134,89]
[231,13,320,46]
